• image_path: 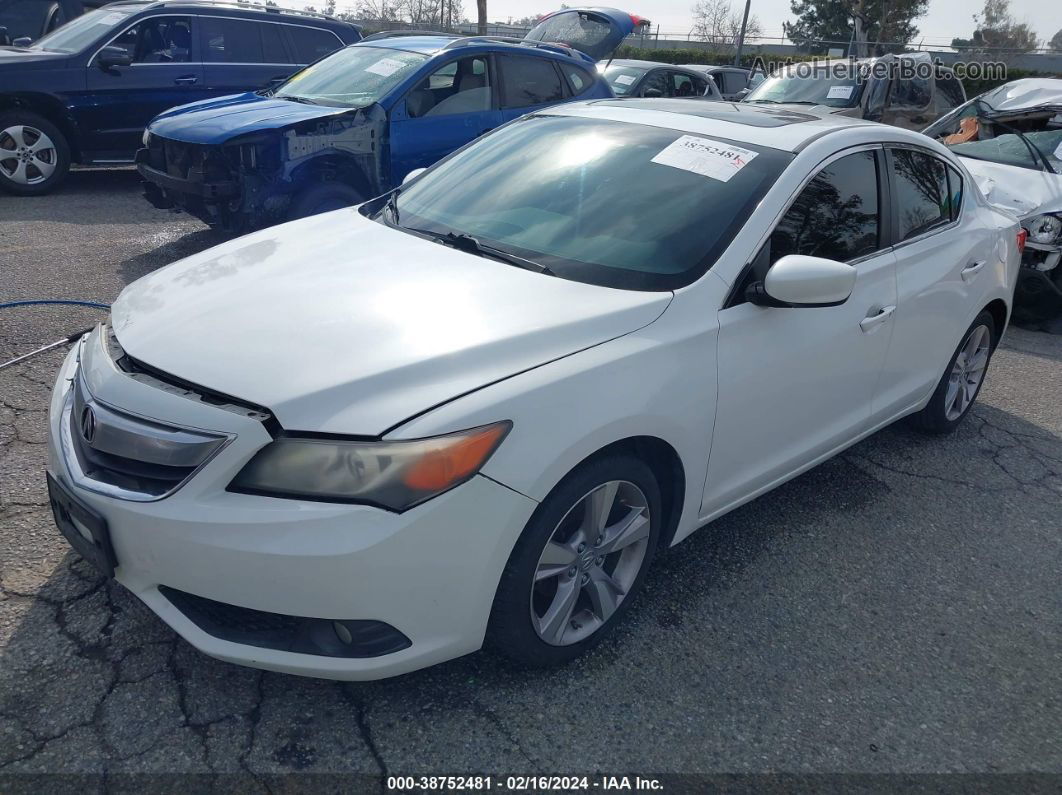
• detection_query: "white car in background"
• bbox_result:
[924,78,1062,330]
[46,99,1022,680]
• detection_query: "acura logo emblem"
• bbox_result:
[80,406,97,444]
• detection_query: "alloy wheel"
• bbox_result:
[530,480,651,646]
[0,125,58,186]
[945,323,991,421]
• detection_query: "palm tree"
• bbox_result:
[477,0,486,34]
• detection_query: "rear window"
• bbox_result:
[286,25,341,63]
[498,55,565,109]
[389,114,793,291]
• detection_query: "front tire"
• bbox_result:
[910,310,997,434]
[487,454,662,668]
[0,111,71,196]
[287,182,363,221]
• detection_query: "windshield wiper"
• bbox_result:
[280,95,317,105]
[440,232,555,276]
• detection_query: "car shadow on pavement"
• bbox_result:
[1,394,1059,775]
[115,228,231,286]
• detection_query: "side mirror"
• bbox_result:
[97,45,133,69]
[402,167,426,185]
[643,88,664,98]
[12,36,32,47]
[0,27,10,47]
[737,87,751,100]
[747,254,857,307]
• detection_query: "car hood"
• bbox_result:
[0,47,68,66]
[148,93,353,144]
[110,210,672,435]
[958,157,1062,218]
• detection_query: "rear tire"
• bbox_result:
[0,111,71,196]
[287,182,363,221]
[487,454,662,668]
[910,310,997,434]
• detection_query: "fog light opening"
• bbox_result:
[333,620,354,645]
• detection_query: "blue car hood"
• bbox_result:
[148,93,353,144]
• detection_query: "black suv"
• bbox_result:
[0,0,360,195]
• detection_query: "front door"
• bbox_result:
[82,14,206,157]
[702,147,899,517]
[389,54,501,186]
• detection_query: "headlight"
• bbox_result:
[1023,213,1062,245]
[141,129,151,147]
[229,422,511,511]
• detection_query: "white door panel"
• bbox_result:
[703,249,898,516]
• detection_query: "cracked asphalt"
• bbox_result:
[1,169,1060,786]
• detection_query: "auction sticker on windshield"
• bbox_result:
[651,135,759,182]
[615,74,636,85]
[366,58,407,77]
[827,85,854,99]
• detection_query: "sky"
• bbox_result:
[463,0,1062,46]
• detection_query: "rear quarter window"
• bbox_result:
[561,64,595,95]
[285,25,341,63]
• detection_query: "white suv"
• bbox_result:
[46,99,1022,680]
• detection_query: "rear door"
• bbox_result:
[523,7,646,61]
[82,13,206,157]
[198,16,297,96]
[496,52,567,123]
[874,146,993,418]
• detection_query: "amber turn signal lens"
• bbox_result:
[403,423,510,492]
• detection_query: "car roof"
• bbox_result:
[104,0,354,26]
[539,98,901,152]
[360,34,593,63]
[681,64,748,73]
[976,78,1062,112]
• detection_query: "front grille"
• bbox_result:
[63,367,230,501]
[158,586,412,659]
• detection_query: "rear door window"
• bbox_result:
[285,25,342,63]
[260,22,290,63]
[889,148,952,240]
[669,72,705,98]
[199,17,263,63]
[498,55,564,109]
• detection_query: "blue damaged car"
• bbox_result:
[137,7,647,231]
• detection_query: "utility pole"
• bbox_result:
[851,0,866,58]
[733,0,752,66]
[477,0,486,34]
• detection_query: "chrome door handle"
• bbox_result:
[961,260,986,281]
[859,304,896,332]
[174,75,198,85]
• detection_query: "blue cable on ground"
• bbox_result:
[0,299,111,310]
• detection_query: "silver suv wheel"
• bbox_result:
[0,125,58,186]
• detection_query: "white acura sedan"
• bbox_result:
[46,100,1023,680]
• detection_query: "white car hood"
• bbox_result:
[958,157,1062,218]
[110,209,671,435]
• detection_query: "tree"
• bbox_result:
[1050,29,1062,52]
[477,0,487,34]
[784,0,929,55]
[692,0,763,45]
[351,0,401,21]
[951,0,1039,54]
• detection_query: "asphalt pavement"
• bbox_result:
[1,169,1060,786]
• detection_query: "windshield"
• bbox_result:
[745,65,864,108]
[0,0,52,41]
[387,114,792,291]
[274,45,427,108]
[602,64,647,96]
[951,130,1062,172]
[30,6,140,52]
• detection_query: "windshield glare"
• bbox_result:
[30,6,139,52]
[602,65,647,96]
[390,115,792,290]
[746,67,864,108]
[275,45,427,107]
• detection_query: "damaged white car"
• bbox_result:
[925,78,1062,330]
